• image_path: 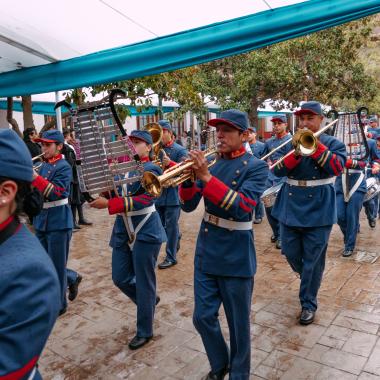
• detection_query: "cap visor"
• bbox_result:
[207,118,242,130]
[34,138,57,143]
[130,136,150,144]
[294,109,319,116]
[271,118,285,123]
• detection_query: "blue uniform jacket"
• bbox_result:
[368,127,380,140]
[33,156,73,232]
[272,134,346,227]
[262,133,292,187]
[179,150,268,277]
[109,161,167,248]
[335,138,380,194]
[0,223,60,379]
[155,142,188,207]
[249,141,265,159]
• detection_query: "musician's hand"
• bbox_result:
[89,197,109,209]
[32,169,39,180]
[189,150,212,183]
[372,164,380,175]
[162,155,171,168]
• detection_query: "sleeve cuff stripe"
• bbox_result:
[225,191,238,211]
[220,189,233,208]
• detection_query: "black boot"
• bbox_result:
[77,204,92,225]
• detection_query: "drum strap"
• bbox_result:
[342,169,364,202]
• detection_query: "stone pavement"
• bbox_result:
[39,204,380,380]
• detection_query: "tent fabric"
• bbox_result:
[0,0,379,97]
[0,100,290,118]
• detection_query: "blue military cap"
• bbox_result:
[0,129,33,182]
[158,120,173,131]
[294,101,323,116]
[369,116,378,123]
[130,130,153,145]
[35,129,65,144]
[207,109,250,131]
[248,126,257,133]
[271,114,287,123]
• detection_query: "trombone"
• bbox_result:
[268,119,338,170]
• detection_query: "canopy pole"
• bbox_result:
[55,91,62,132]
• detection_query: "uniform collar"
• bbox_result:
[140,156,150,163]
[223,146,246,159]
[165,140,174,148]
[47,153,63,164]
[276,131,288,139]
[0,215,14,232]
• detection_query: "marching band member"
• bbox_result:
[362,137,380,228]
[367,116,380,139]
[0,130,60,380]
[335,134,380,256]
[247,126,265,223]
[156,120,188,269]
[272,101,346,325]
[179,110,268,380]
[32,130,78,315]
[90,130,166,350]
[261,114,292,249]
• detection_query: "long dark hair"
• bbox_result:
[0,177,34,221]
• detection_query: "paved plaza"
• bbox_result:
[39,204,380,379]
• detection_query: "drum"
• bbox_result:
[261,183,283,208]
[364,177,380,203]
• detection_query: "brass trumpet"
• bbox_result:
[142,148,218,197]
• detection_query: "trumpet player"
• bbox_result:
[156,120,188,269]
[179,110,268,380]
[271,101,346,325]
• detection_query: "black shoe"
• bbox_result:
[271,235,277,243]
[155,296,160,306]
[299,309,315,325]
[202,366,229,380]
[73,224,81,230]
[158,259,177,269]
[369,219,376,228]
[78,219,92,226]
[59,307,67,316]
[68,274,82,301]
[128,335,152,350]
[275,239,282,250]
[254,218,262,224]
[342,249,353,257]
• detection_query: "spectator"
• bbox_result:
[23,127,42,159]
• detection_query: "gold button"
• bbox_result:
[312,176,316,179]
[314,167,317,170]
[204,228,208,233]
[243,161,248,165]
[236,170,240,174]
[289,192,292,196]
[309,194,313,198]
[232,181,237,186]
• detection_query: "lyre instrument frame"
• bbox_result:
[54,89,144,243]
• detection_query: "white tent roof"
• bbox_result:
[0,0,304,73]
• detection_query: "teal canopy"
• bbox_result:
[0,0,379,97]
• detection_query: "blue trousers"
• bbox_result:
[35,229,72,309]
[156,205,181,263]
[193,267,254,380]
[265,206,280,240]
[280,223,332,311]
[112,240,161,337]
[254,200,264,220]
[364,195,378,221]
[336,191,365,251]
